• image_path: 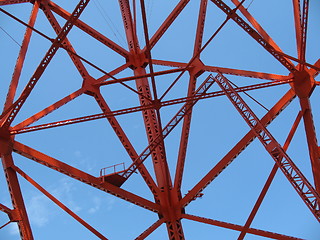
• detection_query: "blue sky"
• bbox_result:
[1,0,320,239]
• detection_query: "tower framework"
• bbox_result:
[0,0,320,239]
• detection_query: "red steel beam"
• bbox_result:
[193,0,208,56]
[173,72,197,194]
[238,111,303,239]
[292,0,302,58]
[174,0,208,194]
[92,91,159,200]
[0,7,52,42]
[105,76,217,240]
[182,214,304,240]
[47,0,129,58]
[41,2,90,79]
[115,1,154,101]
[119,0,166,185]
[165,220,185,240]
[96,63,131,83]
[300,98,320,192]
[117,1,157,101]
[12,88,84,130]
[134,47,172,206]
[0,203,12,214]
[3,1,39,111]
[231,0,294,66]
[15,75,288,160]
[172,79,291,104]
[97,67,185,86]
[0,202,20,227]
[309,60,320,77]
[277,52,320,73]
[0,0,90,128]
[122,75,216,179]
[118,0,139,54]
[4,2,297,89]
[210,0,297,73]
[1,5,146,100]
[153,59,290,81]
[299,0,309,70]
[139,0,157,93]
[134,218,165,240]
[0,0,29,5]
[0,203,21,229]
[118,1,185,237]
[145,0,190,51]
[10,104,153,135]
[180,89,296,208]
[13,165,109,240]
[158,0,243,101]
[215,73,320,221]
[0,221,12,230]
[133,67,173,190]
[12,141,160,213]
[10,79,291,135]
[0,6,126,87]
[203,65,291,81]
[152,59,189,68]
[1,152,33,240]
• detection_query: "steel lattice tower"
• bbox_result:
[0,0,319,239]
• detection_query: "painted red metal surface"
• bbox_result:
[0,0,319,239]
[214,72,320,220]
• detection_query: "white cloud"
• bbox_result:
[26,177,82,228]
[88,196,101,214]
[51,178,82,213]
[87,196,116,214]
[27,194,50,227]
[7,222,19,236]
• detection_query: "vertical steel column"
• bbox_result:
[293,64,320,192]
[133,67,172,191]
[0,137,33,240]
[118,1,185,238]
[174,0,207,195]
[300,98,320,192]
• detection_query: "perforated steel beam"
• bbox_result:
[211,0,297,73]
[0,151,33,240]
[13,141,160,213]
[215,73,320,221]
[182,214,304,240]
[0,0,90,128]
[181,89,296,208]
